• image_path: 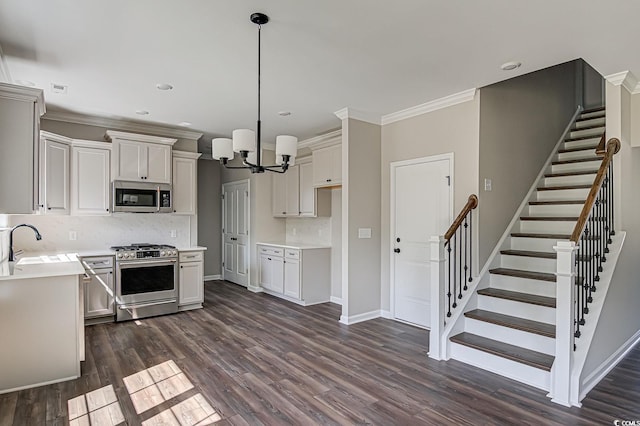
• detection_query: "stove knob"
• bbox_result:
[117,253,123,259]
[161,251,166,256]
[172,250,177,256]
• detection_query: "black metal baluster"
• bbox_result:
[469,212,473,283]
[452,233,457,309]
[458,227,463,300]
[446,240,452,317]
[463,217,468,291]
[611,160,615,237]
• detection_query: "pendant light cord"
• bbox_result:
[256,23,262,167]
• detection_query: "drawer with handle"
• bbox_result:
[179,251,203,262]
[285,249,300,260]
[258,246,284,257]
[81,256,114,269]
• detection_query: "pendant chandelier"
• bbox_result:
[212,12,297,173]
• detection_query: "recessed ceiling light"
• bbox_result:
[156,83,173,91]
[135,110,150,115]
[278,111,292,117]
[178,121,192,127]
[501,61,522,71]
[51,83,68,94]
[15,80,35,87]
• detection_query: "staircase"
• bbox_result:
[448,106,606,390]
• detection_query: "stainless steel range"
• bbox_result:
[111,243,179,321]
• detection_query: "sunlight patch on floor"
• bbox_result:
[141,393,222,425]
[68,384,125,426]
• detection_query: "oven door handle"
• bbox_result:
[118,259,177,267]
[118,299,176,310]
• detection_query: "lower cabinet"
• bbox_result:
[257,244,330,305]
[179,250,204,310]
[81,256,115,323]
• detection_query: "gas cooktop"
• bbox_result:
[110,243,176,251]
[110,243,177,260]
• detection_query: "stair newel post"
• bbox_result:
[552,240,578,407]
[429,235,446,360]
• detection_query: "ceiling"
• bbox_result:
[1,0,639,150]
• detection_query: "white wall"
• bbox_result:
[0,214,191,252]
[330,188,342,301]
[380,95,480,313]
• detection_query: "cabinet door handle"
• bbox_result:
[394,248,401,253]
[326,179,332,182]
[268,257,272,261]
[282,211,286,215]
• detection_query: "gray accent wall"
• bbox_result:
[582,60,605,110]
[197,159,221,276]
[478,60,578,266]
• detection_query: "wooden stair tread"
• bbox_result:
[558,145,599,153]
[552,156,601,165]
[544,170,597,178]
[450,332,554,371]
[570,124,605,132]
[575,115,605,123]
[529,200,585,205]
[511,232,599,240]
[581,106,605,114]
[500,250,556,259]
[564,135,603,142]
[477,288,556,308]
[464,309,555,338]
[520,216,578,221]
[537,184,591,191]
[489,267,556,282]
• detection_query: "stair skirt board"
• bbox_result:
[488,273,556,298]
[449,341,551,391]
[477,293,556,324]
[463,317,555,355]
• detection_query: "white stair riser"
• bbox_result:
[579,111,605,120]
[563,138,601,150]
[511,236,566,252]
[528,203,584,216]
[551,160,601,174]
[537,188,590,201]
[557,150,599,161]
[500,255,557,274]
[575,117,605,128]
[463,317,556,355]
[544,174,596,186]
[449,342,551,391]
[520,220,577,234]
[477,294,556,324]
[489,272,557,297]
[569,127,605,139]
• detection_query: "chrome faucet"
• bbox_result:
[9,224,42,262]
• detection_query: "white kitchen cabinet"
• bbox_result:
[179,250,204,310]
[272,165,299,217]
[81,256,115,322]
[0,83,45,214]
[173,151,201,215]
[257,244,330,305]
[312,144,341,187]
[298,159,331,217]
[40,133,72,215]
[106,130,176,183]
[71,141,111,215]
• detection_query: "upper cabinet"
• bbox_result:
[272,165,300,217]
[273,158,330,218]
[312,144,341,187]
[106,131,176,183]
[0,83,45,214]
[173,151,201,215]
[71,140,111,216]
[40,132,72,215]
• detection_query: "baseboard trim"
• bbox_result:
[330,296,343,305]
[0,374,80,395]
[204,274,222,281]
[338,310,380,325]
[580,328,640,401]
[247,285,262,293]
[380,310,393,319]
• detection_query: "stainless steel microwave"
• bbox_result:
[112,181,172,213]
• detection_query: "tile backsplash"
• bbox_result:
[0,214,191,253]
[285,217,331,246]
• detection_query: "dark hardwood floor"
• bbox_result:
[1,280,639,425]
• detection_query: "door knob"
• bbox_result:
[394,248,401,253]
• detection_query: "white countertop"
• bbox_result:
[176,246,207,252]
[257,241,331,250]
[0,254,85,281]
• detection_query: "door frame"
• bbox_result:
[389,153,454,327]
[221,178,251,285]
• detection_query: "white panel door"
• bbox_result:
[392,157,451,328]
[222,180,249,287]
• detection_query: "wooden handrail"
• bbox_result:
[445,194,478,241]
[570,138,621,242]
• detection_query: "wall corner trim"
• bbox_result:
[381,88,477,125]
[605,70,640,94]
[329,296,343,305]
[334,107,381,125]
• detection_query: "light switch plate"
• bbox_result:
[69,231,77,241]
[358,228,372,239]
[170,230,177,238]
[484,178,492,191]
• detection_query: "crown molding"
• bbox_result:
[40,130,73,145]
[381,88,477,125]
[173,150,202,160]
[43,110,203,141]
[334,107,381,125]
[298,129,342,150]
[105,130,177,146]
[605,71,640,94]
[0,82,46,116]
[71,139,112,150]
